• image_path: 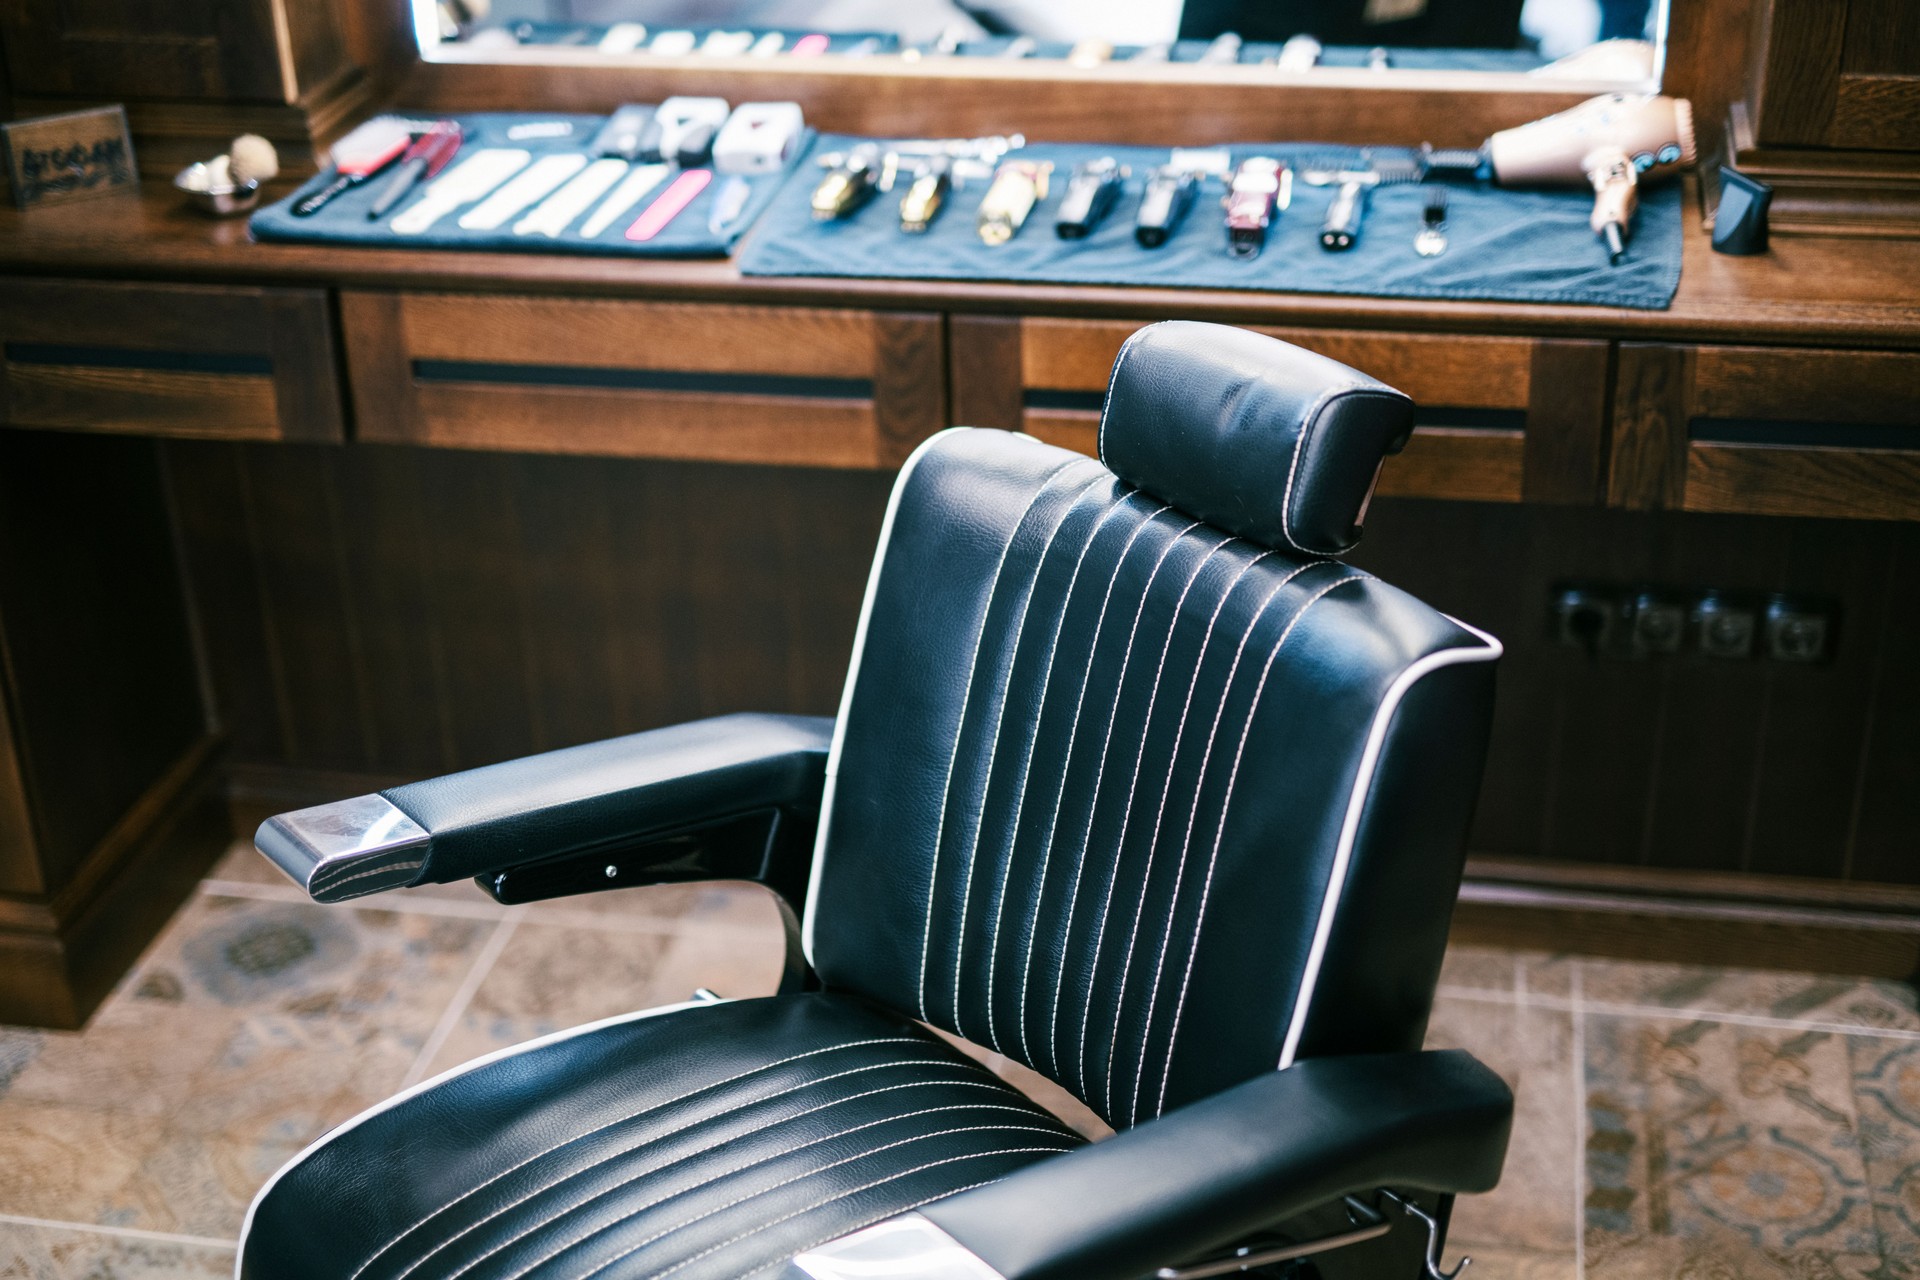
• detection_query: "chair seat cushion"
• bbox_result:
[240,993,1084,1280]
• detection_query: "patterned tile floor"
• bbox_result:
[3,843,1918,1277]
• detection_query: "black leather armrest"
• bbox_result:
[255,712,834,905]
[799,1050,1510,1280]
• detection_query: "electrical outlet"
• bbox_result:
[1693,592,1757,659]
[1765,596,1833,663]
[1626,590,1686,655]
[1552,586,1615,653]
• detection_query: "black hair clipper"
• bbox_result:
[1056,157,1126,239]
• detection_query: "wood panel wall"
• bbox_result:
[164,441,891,790]
[1351,498,1920,888]
[166,441,1920,896]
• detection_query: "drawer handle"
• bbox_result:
[410,360,872,401]
[1692,417,1920,452]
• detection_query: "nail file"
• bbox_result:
[627,169,711,242]
[458,153,588,230]
[701,29,753,55]
[750,31,785,55]
[514,158,629,236]
[597,22,646,52]
[650,29,695,54]
[579,162,670,237]
[390,149,530,235]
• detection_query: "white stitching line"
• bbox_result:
[916,458,1103,1022]
[557,1127,1077,1280]
[946,469,1110,1047]
[1121,557,1311,1126]
[239,998,711,1280]
[1075,531,1235,1114]
[1012,500,1173,1074]
[638,1149,1073,1280]
[493,1116,1067,1280]
[748,1182,1002,1280]
[1095,325,1156,465]
[1156,572,1369,1111]
[1275,618,1503,1070]
[379,1066,1004,1280]
[1121,562,1325,1120]
[338,1036,929,1280]
[1100,546,1276,1123]
[1052,518,1203,1096]
[980,489,1147,1061]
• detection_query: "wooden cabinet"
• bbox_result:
[1610,343,1920,520]
[951,315,1612,506]
[341,292,946,469]
[0,279,345,443]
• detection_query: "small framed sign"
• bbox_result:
[3,106,138,210]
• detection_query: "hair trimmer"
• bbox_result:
[1422,93,1696,263]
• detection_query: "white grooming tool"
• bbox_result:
[650,29,695,54]
[713,102,805,175]
[598,22,646,52]
[390,149,530,235]
[750,31,785,55]
[514,158,628,236]
[578,162,669,237]
[458,153,589,230]
[702,29,753,55]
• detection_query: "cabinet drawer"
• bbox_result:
[341,292,944,469]
[0,278,343,442]
[952,316,1615,506]
[1611,344,1920,521]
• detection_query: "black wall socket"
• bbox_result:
[1550,583,1836,663]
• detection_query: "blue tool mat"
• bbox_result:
[737,137,1683,309]
[251,113,809,258]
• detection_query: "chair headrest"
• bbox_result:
[1096,321,1415,555]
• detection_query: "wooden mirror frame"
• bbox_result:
[366,0,1752,152]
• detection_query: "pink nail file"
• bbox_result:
[626,168,712,241]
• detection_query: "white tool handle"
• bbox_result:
[458,153,589,230]
[389,149,531,236]
[514,159,630,237]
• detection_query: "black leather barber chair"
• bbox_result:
[242,321,1511,1280]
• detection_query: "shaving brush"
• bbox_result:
[228,134,280,186]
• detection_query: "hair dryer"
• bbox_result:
[1426,93,1697,263]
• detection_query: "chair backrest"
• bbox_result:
[803,322,1500,1129]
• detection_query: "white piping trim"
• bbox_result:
[1094,325,1154,464]
[801,428,965,966]
[233,997,716,1279]
[1276,617,1503,1069]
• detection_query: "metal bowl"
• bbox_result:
[174,162,262,217]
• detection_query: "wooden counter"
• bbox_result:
[3,176,1918,1026]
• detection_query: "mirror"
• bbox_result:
[417,0,1668,85]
